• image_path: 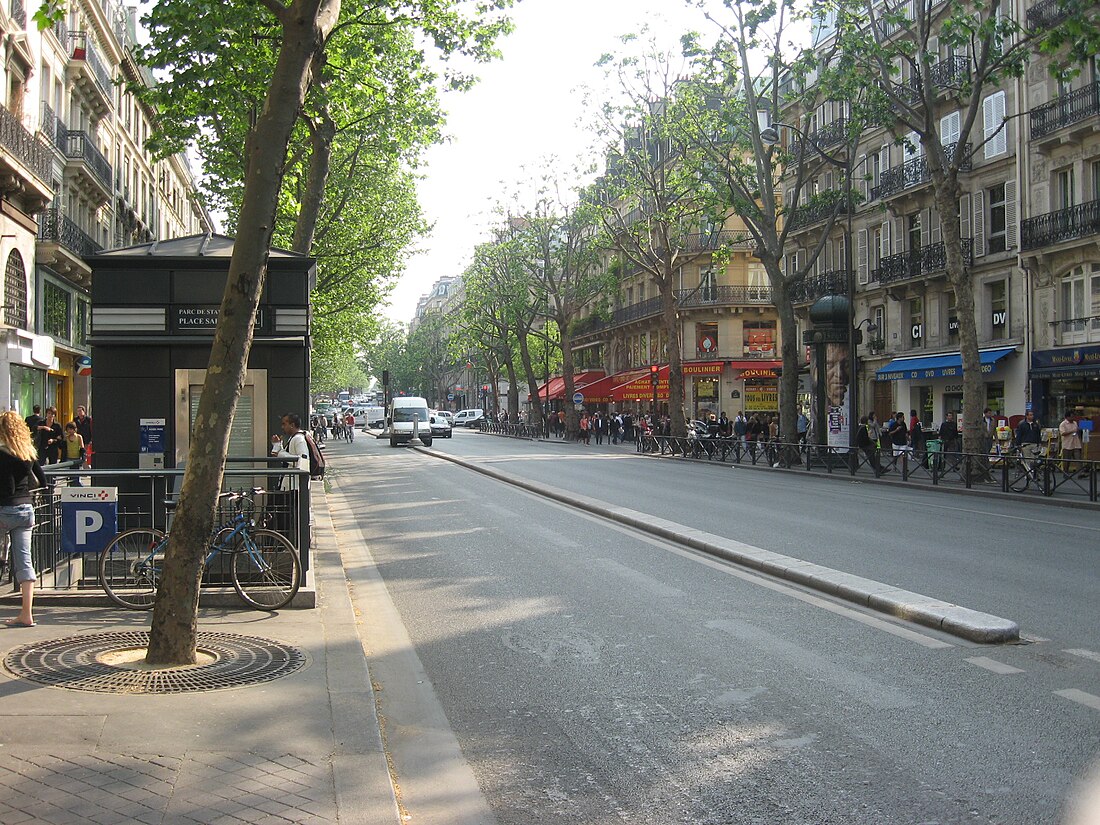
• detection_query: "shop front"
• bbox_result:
[874,347,1023,428]
[1031,346,1100,458]
[729,361,781,417]
[5,329,60,418]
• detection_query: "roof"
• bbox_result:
[93,233,308,259]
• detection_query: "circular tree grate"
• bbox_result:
[3,631,306,694]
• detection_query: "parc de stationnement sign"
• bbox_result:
[174,306,271,334]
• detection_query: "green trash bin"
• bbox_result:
[926,438,943,472]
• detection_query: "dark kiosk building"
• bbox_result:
[88,234,314,469]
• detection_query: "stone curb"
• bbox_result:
[415,446,1020,644]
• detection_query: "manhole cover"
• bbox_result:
[3,631,306,694]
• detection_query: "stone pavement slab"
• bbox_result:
[0,490,399,825]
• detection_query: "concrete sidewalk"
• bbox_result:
[0,490,400,825]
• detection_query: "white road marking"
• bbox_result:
[1055,689,1100,712]
[966,656,1024,675]
[1065,649,1100,664]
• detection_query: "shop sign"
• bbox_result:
[948,317,959,333]
[174,306,269,334]
[911,323,923,340]
[744,385,778,412]
[992,311,1006,328]
[739,368,776,379]
[1032,345,1100,372]
[681,361,724,375]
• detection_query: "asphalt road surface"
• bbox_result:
[326,428,1100,825]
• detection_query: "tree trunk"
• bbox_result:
[516,330,545,430]
[505,357,519,421]
[292,107,336,254]
[146,0,340,666]
[662,263,686,436]
[560,320,579,439]
[774,278,800,454]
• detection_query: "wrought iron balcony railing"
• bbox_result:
[679,230,755,252]
[870,240,973,284]
[789,270,849,303]
[871,141,970,200]
[1030,81,1100,139]
[790,117,848,158]
[69,32,114,100]
[0,103,53,183]
[39,101,67,150]
[676,284,774,307]
[926,56,970,89]
[38,208,103,259]
[64,130,113,191]
[1027,0,1070,30]
[1021,200,1100,251]
[786,192,855,231]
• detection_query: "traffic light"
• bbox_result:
[649,364,660,385]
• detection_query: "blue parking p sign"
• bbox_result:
[61,487,118,554]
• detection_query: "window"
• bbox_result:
[696,322,719,356]
[908,212,922,253]
[3,250,27,329]
[42,280,70,340]
[699,268,717,302]
[1059,263,1100,343]
[1092,159,1100,203]
[909,297,924,347]
[988,280,1008,340]
[983,90,1007,158]
[987,183,1007,253]
[1057,168,1075,210]
[872,305,886,347]
[743,321,776,358]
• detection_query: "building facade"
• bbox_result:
[0,0,210,424]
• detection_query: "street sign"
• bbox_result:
[574,403,584,411]
[60,487,118,555]
[447,392,454,401]
[572,392,584,405]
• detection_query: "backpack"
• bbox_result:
[302,431,326,480]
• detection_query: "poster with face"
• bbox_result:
[825,342,850,448]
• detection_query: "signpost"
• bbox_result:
[572,392,584,405]
[60,487,118,555]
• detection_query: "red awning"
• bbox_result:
[532,371,605,402]
[611,365,669,402]
[728,360,782,371]
[575,368,647,403]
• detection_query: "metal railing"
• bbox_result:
[676,284,774,307]
[12,463,311,595]
[0,103,53,183]
[679,230,756,252]
[925,56,970,90]
[871,239,973,284]
[38,207,103,258]
[789,117,848,158]
[1027,0,1070,29]
[634,436,1099,503]
[790,270,849,303]
[871,141,970,199]
[64,130,113,191]
[1031,82,1100,139]
[786,192,855,231]
[39,101,67,150]
[479,421,543,439]
[69,31,114,100]
[1021,200,1100,251]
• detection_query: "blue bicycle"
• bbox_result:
[97,489,301,611]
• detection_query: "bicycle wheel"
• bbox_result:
[231,528,301,610]
[1008,463,1032,493]
[98,528,166,610]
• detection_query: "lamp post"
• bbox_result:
[761,121,868,451]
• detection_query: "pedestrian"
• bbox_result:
[557,410,566,438]
[73,404,93,465]
[734,411,747,447]
[33,407,63,465]
[609,413,621,444]
[938,412,959,455]
[0,410,47,627]
[24,405,43,435]
[594,412,605,445]
[1014,411,1042,459]
[61,422,86,485]
[857,415,882,475]
[797,408,809,446]
[890,412,909,457]
[1059,410,1083,475]
[270,413,311,488]
[579,412,590,445]
[981,407,996,457]
[909,409,924,454]
[719,411,730,437]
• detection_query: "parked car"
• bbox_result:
[453,408,485,428]
[435,410,455,424]
[429,412,452,438]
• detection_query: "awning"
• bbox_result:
[728,360,782,371]
[532,371,605,402]
[611,365,669,402]
[875,347,1017,381]
[574,369,644,403]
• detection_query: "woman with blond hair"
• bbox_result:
[0,410,46,626]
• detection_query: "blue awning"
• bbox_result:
[875,347,1017,381]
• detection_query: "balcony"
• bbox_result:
[63,131,112,202]
[1030,81,1100,141]
[37,208,102,281]
[870,240,973,285]
[1053,315,1100,346]
[676,284,774,308]
[67,32,114,116]
[1027,0,1070,30]
[925,56,970,90]
[0,104,54,212]
[789,270,849,304]
[871,142,970,201]
[790,117,848,158]
[1021,200,1100,251]
[786,191,855,231]
[39,101,67,151]
[679,230,755,252]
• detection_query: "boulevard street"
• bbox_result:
[326,429,1100,824]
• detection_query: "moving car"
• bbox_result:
[387,396,432,447]
[429,412,452,438]
[453,408,485,428]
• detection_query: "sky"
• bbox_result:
[384,0,710,324]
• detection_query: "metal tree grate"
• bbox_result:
[3,631,306,694]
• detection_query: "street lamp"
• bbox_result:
[762,120,864,451]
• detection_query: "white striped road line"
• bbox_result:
[1065,649,1100,665]
[1055,689,1100,712]
[966,656,1024,675]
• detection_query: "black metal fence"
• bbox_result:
[480,421,545,439]
[8,462,310,594]
[635,436,1099,503]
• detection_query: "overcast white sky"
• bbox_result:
[384,0,710,323]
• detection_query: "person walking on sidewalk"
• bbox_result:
[1059,411,1083,475]
[74,404,93,466]
[1014,411,1042,458]
[0,410,47,627]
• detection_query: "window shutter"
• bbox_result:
[796,249,806,274]
[786,188,795,209]
[993,93,1007,155]
[931,207,942,245]
[960,193,971,241]
[858,228,869,283]
[825,239,833,271]
[973,189,985,257]
[825,171,833,191]
[984,92,1007,158]
[858,153,868,200]
[905,130,922,158]
[940,111,961,146]
[928,36,939,60]
[881,220,892,259]
[1005,179,1017,249]
[921,208,932,249]
[894,217,905,254]
[880,145,890,176]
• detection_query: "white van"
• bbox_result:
[364,406,386,428]
[453,408,485,428]
[387,396,433,447]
